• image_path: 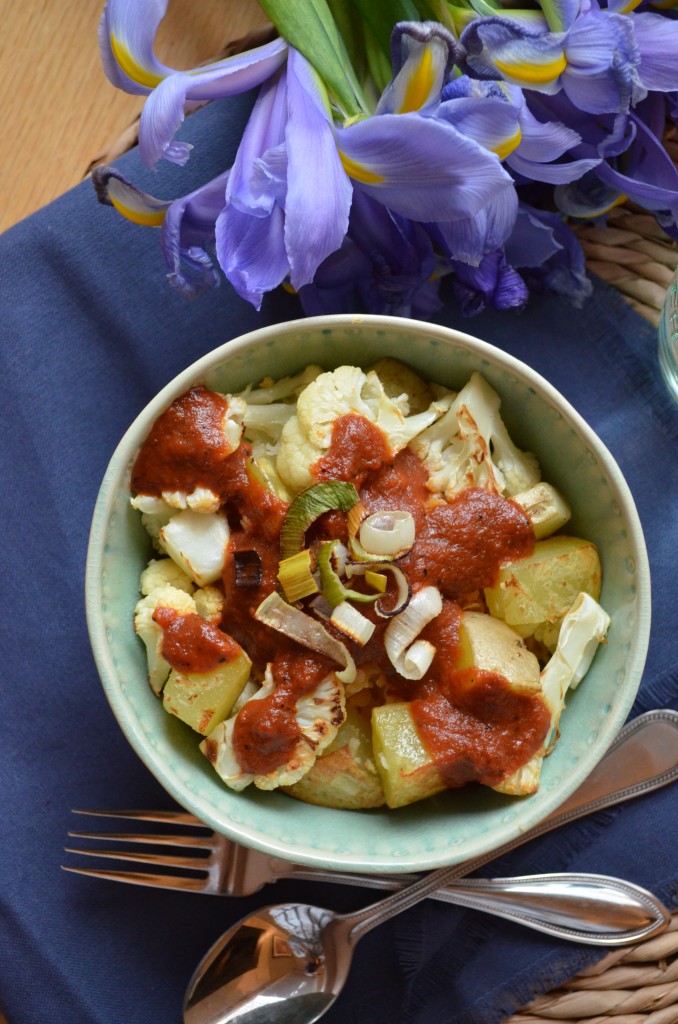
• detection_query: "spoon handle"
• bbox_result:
[343,871,670,947]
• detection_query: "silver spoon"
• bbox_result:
[184,869,669,1023]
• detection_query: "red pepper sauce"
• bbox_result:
[131,386,288,543]
[406,487,535,599]
[417,601,549,784]
[312,414,391,487]
[393,603,550,787]
[361,449,535,599]
[232,650,333,776]
[153,608,242,674]
[132,386,235,497]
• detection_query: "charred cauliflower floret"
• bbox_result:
[275,365,447,494]
[200,668,346,791]
[410,371,540,499]
[133,584,197,695]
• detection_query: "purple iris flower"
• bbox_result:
[298,190,443,318]
[448,249,529,316]
[505,203,592,306]
[457,0,678,118]
[526,90,678,234]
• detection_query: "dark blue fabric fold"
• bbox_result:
[1,93,676,1024]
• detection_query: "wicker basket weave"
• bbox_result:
[504,911,678,1024]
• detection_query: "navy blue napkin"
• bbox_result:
[1,94,676,1024]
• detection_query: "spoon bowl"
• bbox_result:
[183,870,670,1024]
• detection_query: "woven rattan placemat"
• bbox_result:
[504,911,678,1024]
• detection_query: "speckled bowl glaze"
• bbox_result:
[86,315,650,872]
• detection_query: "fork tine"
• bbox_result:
[64,845,210,872]
[71,808,205,827]
[68,829,213,850]
[61,865,206,892]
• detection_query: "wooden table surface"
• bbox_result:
[1,0,268,235]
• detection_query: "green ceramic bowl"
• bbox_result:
[86,314,650,872]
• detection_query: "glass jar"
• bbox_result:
[658,264,678,405]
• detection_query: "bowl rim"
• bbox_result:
[86,313,651,871]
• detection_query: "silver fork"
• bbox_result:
[63,708,678,899]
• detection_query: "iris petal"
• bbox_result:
[335,113,512,221]
[378,26,453,115]
[226,68,288,216]
[562,10,641,113]
[283,50,352,290]
[507,150,600,182]
[461,18,567,92]
[138,37,288,167]
[632,13,678,92]
[439,95,522,158]
[516,101,581,160]
[161,170,230,297]
[434,183,519,264]
[99,0,172,94]
[92,166,170,226]
[216,203,289,308]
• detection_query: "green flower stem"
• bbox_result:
[257,0,370,114]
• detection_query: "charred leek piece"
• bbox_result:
[234,549,263,588]
[277,549,319,603]
[330,601,375,646]
[359,510,415,558]
[318,541,380,608]
[280,482,359,560]
[346,562,411,618]
[384,585,442,679]
[254,591,356,683]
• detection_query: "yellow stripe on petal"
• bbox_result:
[495,52,567,86]
[110,32,164,89]
[618,0,643,11]
[338,151,384,185]
[492,126,523,161]
[399,46,436,114]
[578,192,629,218]
[109,193,167,227]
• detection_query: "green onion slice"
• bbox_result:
[317,541,380,608]
[279,481,359,560]
[254,591,356,683]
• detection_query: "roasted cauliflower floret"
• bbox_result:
[139,557,194,596]
[275,365,447,494]
[133,585,197,695]
[192,584,225,623]
[200,668,346,791]
[410,371,540,499]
